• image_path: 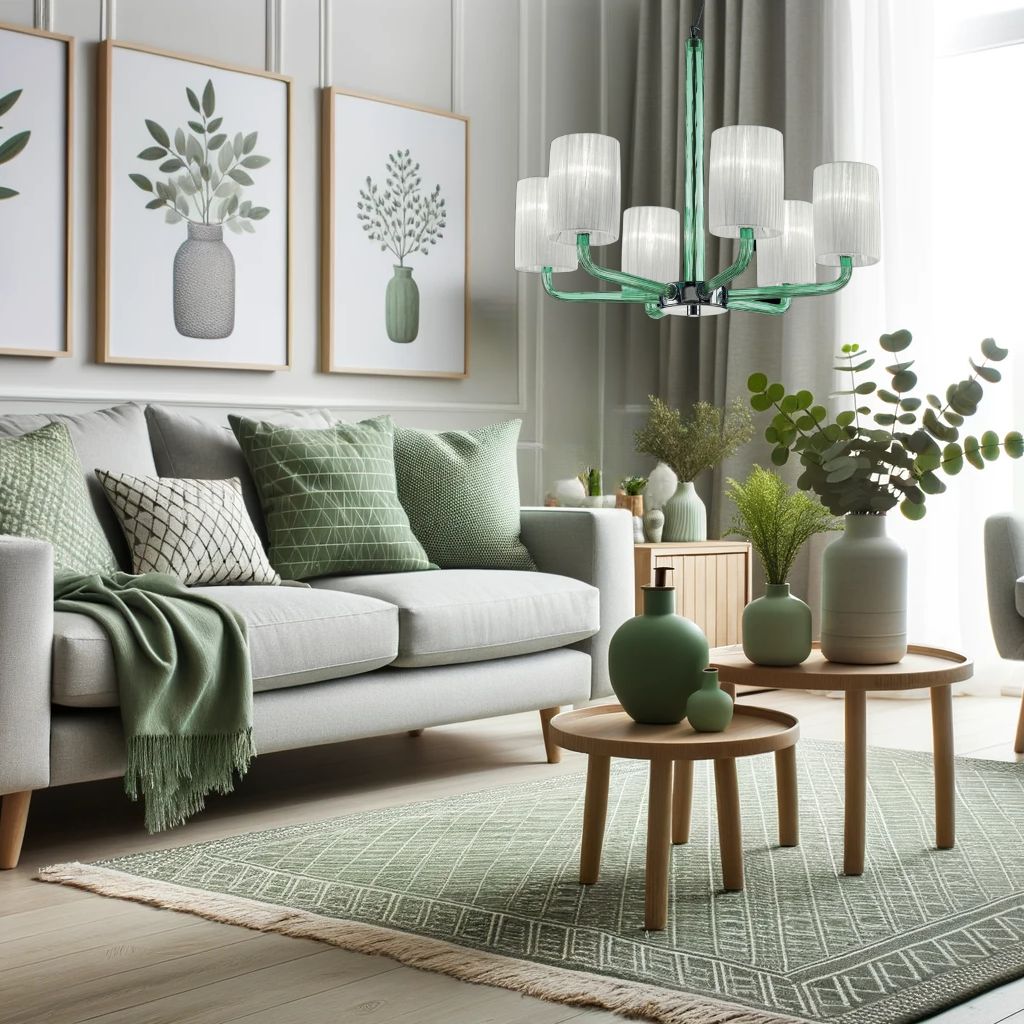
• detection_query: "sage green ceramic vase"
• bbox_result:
[608,569,709,725]
[661,481,707,542]
[742,583,812,667]
[385,265,419,343]
[685,668,734,733]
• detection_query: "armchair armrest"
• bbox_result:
[0,536,52,795]
[985,514,1024,660]
[520,507,634,698]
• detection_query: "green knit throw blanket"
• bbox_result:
[54,572,255,833]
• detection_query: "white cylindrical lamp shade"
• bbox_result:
[812,161,880,267]
[708,125,784,239]
[546,133,621,246]
[756,200,815,286]
[514,178,578,273]
[621,206,680,283]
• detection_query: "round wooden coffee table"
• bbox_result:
[709,643,973,877]
[549,704,799,930]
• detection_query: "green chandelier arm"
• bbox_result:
[683,35,705,281]
[576,234,668,298]
[541,268,650,304]
[727,296,793,316]
[645,302,666,320]
[729,256,854,300]
[705,228,754,291]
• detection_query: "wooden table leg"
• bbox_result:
[844,689,867,876]
[645,759,673,930]
[931,684,955,850]
[580,754,610,884]
[672,760,693,845]
[775,745,799,847]
[713,758,744,892]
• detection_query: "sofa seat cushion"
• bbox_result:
[52,586,399,708]
[311,569,599,668]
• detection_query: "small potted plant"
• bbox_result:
[725,467,841,665]
[746,330,1022,664]
[616,476,647,517]
[635,396,753,542]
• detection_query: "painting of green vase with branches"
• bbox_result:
[0,86,30,201]
[128,78,271,340]
[356,148,446,343]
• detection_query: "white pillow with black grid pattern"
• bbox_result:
[96,471,280,586]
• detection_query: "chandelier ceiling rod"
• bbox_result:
[513,7,881,321]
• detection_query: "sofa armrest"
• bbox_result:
[520,507,634,699]
[0,537,52,795]
[984,514,1024,661]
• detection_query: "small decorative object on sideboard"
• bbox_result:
[644,461,678,510]
[643,507,665,543]
[616,476,647,518]
[685,668,734,733]
[608,566,709,724]
[582,465,602,497]
[747,330,1022,665]
[632,516,645,543]
[726,467,840,666]
[551,477,586,507]
[635,396,753,542]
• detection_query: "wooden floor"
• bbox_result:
[2,689,1024,1024]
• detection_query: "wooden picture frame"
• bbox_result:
[97,40,292,371]
[321,87,470,379]
[0,21,73,358]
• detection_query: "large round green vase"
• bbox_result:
[608,582,709,724]
[742,583,812,666]
[685,668,734,732]
[385,265,419,343]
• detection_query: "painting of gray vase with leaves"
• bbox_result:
[129,78,271,340]
[99,42,290,370]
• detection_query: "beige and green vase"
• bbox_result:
[386,265,419,343]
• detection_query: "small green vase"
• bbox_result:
[661,481,707,542]
[608,567,709,725]
[385,265,419,343]
[685,668,734,733]
[742,583,812,667]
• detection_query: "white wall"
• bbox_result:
[0,0,640,502]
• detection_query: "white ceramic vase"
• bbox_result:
[644,462,678,510]
[820,513,908,664]
[173,223,235,339]
[552,477,586,507]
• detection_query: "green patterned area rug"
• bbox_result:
[40,741,1024,1024]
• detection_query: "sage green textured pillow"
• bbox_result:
[394,420,536,571]
[0,422,117,575]
[229,414,432,580]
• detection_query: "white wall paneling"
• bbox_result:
[0,0,642,504]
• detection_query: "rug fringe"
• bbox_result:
[38,861,807,1024]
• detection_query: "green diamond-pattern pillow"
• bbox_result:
[394,420,536,571]
[0,422,117,575]
[229,414,432,580]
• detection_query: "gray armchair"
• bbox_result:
[983,513,1024,752]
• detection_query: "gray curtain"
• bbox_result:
[624,0,841,595]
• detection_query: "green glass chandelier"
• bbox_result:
[514,11,880,319]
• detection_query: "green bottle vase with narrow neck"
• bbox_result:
[742,583,812,666]
[685,668,734,732]
[607,567,709,724]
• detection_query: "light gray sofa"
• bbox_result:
[983,512,1024,753]
[0,404,634,869]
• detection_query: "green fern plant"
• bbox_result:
[725,467,841,584]
[746,330,1022,519]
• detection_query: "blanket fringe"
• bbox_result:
[37,861,806,1024]
[125,729,255,834]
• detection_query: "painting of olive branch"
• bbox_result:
[128,78,272,340]
[356,148,446,343]
[0,87,30,201]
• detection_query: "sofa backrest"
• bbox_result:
[0,404,157,569]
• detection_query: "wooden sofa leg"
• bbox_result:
[539,707,562,764]
[1015,694,1024,754]
[408,729,424,738]
[0,791,32,870]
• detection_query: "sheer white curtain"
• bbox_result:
[827,0,1023,690]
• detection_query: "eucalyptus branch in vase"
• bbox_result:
[0,87,30,200]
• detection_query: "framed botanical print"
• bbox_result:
[0,22,73,358]
[321,88,469,379]
[97,41,291,370]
